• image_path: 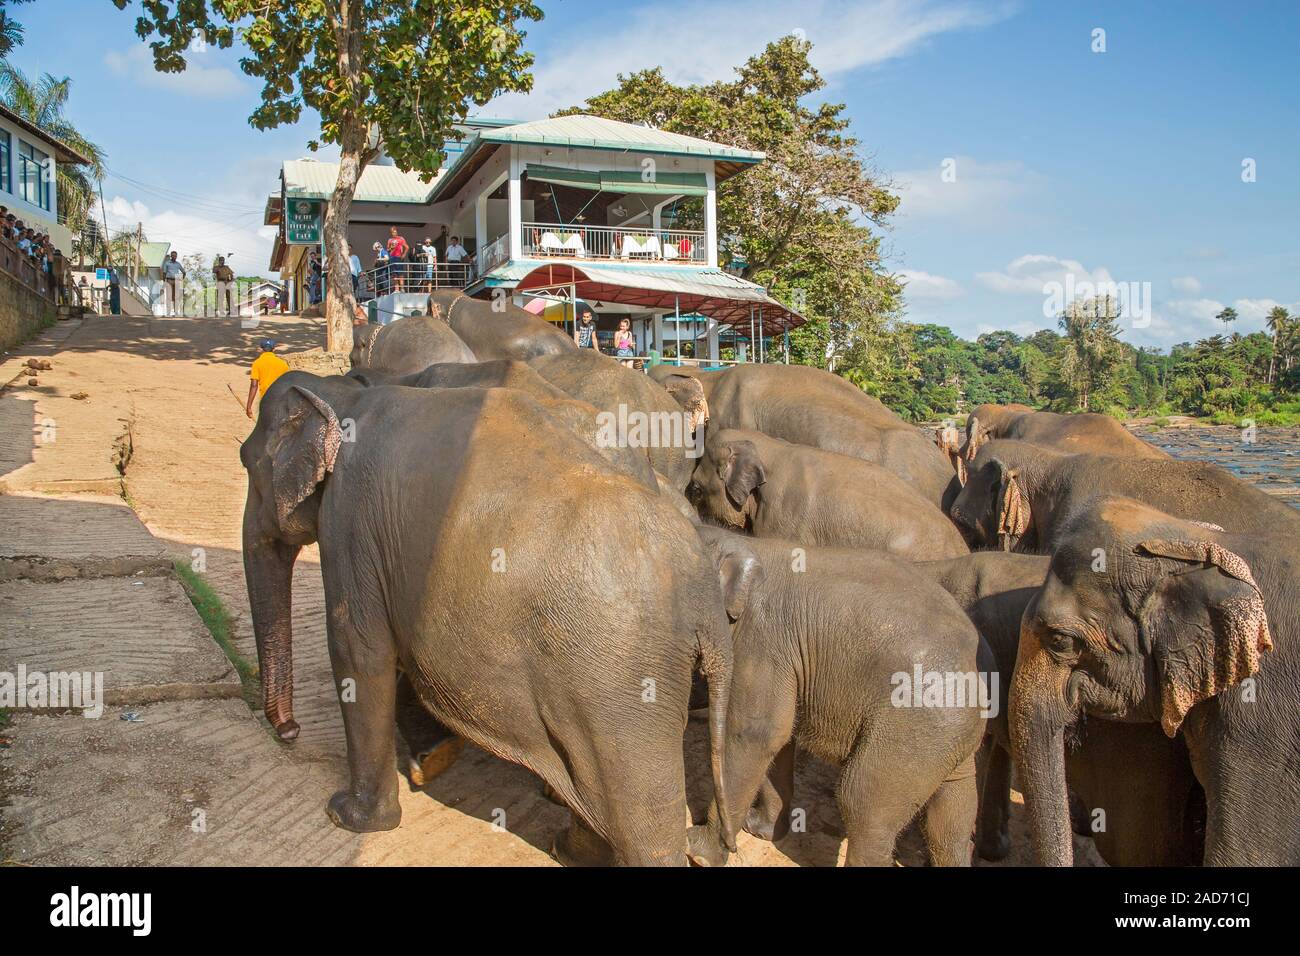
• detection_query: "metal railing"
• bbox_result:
[1,236,55,299]
[522,222,707,263]
[358,260,476,299]
[476,234,509,276]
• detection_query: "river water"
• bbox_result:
[1139,425,1300,510]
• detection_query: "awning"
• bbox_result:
[599,170,707,196]
[526,165,601,190]
[502,261,804,333]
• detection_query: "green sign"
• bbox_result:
[285,199,322,244]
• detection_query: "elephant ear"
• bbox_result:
[660,374,710,431]
[267,385,343,530]
[935,425,967,485]
[717,541,766,622]
[722,440,766,509]
[1135,538,1274,737]
[995,462,1031,550]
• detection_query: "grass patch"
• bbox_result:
[173,560,259,707]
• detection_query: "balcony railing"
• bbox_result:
[1,235,55,300]
[522,222,706,264]
[476,234,510,276]
[358,261,477,299]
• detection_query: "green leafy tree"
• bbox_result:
[1055,295,1125,412]
[114,0,543,351]
[1215,305,1238,327]
[0,64,106,234]
[561,36,901,375]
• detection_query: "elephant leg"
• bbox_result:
[552,811,618,867]
[745,741,795,842]
[838,724,955,867]
[975,741,1013,861]
[323,601,402,833]
[922,755,977,866]
[688,675,797,867]
[395,669,463,787]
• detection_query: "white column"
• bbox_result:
[475,191,488,257]
[508,153,523,260]
[652,312,666,355]
[704,169,718,268]
[707,318,720,363]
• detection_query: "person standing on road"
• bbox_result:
[213,256,236,317]
[246,338,290,419]
[162,252,186,316]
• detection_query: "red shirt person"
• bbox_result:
[386,226,409,262]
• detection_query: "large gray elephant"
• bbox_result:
[691,427,969,559]
[349,359,657,490]
[1010,495,1299,865]
[916,551,1202,865]
[686,529,987,867]
[349,313,476,374]
[427,289,574,361]
[529,349,698,491]
[651,363,957,509]
[240,371,730,864]
[949,438,1300,552]
[961,403,1167,463]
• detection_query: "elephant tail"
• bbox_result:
[697,616,736,852]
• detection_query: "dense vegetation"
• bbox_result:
[793,302,1299,426]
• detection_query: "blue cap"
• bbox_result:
[259,338,277,351]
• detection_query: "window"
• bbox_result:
[0,130,9,193]
[18,140,51,210]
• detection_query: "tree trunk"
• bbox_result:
[1268,330,1277,385]
[323,0,376,353]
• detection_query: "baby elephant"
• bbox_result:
[688,529,988,866]
[690,428,968,560]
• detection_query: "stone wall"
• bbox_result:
[0,268,55,353]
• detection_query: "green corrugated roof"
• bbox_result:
[138,242,171,268]
[480,115,766,162]
[282,159,439,203]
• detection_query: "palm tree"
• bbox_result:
[0,1,35,58]
[1265,306,1290,385]
[0,64,106,234]
[1215,306,1238,327]
[1057,295,1124,412]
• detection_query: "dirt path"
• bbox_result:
[1,315,1099,866]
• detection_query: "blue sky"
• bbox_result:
[13,0,1298,347]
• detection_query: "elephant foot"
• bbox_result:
[976,827,1010,862]
[552,823,616,867]
[326,789,402,833]
[686,824,731,867]
[407,737,465,788]
[743,806,789,843]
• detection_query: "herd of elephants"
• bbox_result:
[239,289,1299,866]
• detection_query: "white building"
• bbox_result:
[0,103,91,256]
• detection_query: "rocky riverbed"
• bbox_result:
[1135,424,1300,510]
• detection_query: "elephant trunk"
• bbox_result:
[243,512,302,742]
[1008,621,1075,866]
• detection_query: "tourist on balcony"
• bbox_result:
[420,236,437,291]
[348,245,362,296]
[574,305,599,352]
[372,242,390,295]
[445,235,468,284]
[614,317,636,366]
[386,227,409,292]
[162,251,186,316]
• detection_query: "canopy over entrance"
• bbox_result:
[504,261,803,333]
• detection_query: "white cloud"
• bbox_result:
[104,45,247,99]
[975,254,1115,296]
[894,157,1042,221]
[490,0,1013,118]
[899,268,963,300]
[95,194,274,274]
[1171,275,1201,295]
